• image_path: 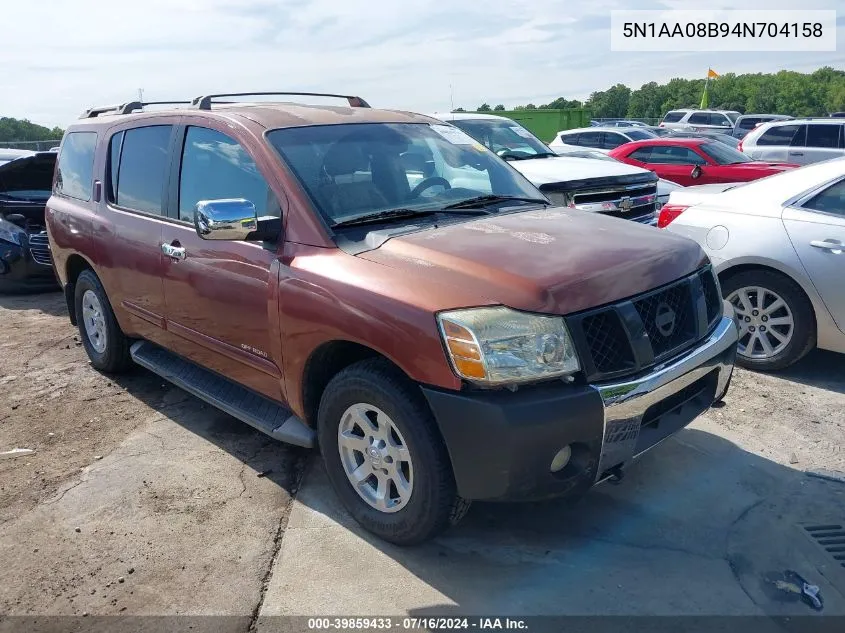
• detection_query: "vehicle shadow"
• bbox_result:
[105,364,307,498]
[771,348,845,396]
[0,288,66,317]
[284,424,845,619]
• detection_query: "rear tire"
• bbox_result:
[721,269,815,371]
[317,358,466,545]
[74,270,132,373]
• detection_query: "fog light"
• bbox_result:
[550,445,572,473]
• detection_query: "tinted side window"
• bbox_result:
[647,146,706,165]
[114,126,172,214]
[738,117,761,130]
[688,113,709,124]
[756,124,801,146]
[804,179,845,216]
[560,133,579,145]
[179,127,278,222]
[711,114,731,127]
[662,112,684,123]
[629,147,653,162]
[55,131,97,201]
[578,132,603,147]
[602,133,626,149]
[108,131,123,201]
[806,124,840,149]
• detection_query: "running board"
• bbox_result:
[129,341,315,448]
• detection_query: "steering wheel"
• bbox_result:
[409,176,451,198]
[497,148,533,160]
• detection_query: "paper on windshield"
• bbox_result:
[430,124,478,146]
[510,126,534,139]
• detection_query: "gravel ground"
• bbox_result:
[0,290,843,622]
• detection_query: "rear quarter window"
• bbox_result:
[756,124,802,146]
[55,131,97,201]
[662,112,684,123]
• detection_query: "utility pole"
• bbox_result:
[449,84,454,112]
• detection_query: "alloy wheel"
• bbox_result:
[337,403,413,513]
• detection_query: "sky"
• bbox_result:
[3,0,843,129]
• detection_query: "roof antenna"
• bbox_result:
[138,88,144,103]
[449,84,454,112]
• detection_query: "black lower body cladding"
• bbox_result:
[421,383,605,502]
[423,304,738,503]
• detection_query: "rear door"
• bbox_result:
[160,122,286,401]
[803,124,844,164]
[99,124,175,343]
[783,177,845,332]
[749,123,805,163]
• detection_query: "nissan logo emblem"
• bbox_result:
[655,302,676,337]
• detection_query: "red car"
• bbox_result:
[608,138,799,186]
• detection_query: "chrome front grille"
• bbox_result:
[571,183,658,222]
[28,232,52,266]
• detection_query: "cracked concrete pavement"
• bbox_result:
[2,292,845,628]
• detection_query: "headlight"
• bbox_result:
[0,218,27,246]
[437,306,580,386]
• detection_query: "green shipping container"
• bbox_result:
[477,109,592,143]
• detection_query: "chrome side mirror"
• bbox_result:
[194,199,258,241]
[690,165,703,180]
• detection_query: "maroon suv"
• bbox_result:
[47,93,738,544]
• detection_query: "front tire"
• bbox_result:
[721,269,815,371]
[74,270,132,373]
[317,358,467,545]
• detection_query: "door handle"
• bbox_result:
[810,239,843,253]
[161,243,187,260]
[789,151,804,156]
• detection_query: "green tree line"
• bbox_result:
[0,117,64,142]
[463,67,845,118]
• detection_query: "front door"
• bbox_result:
[161,124,286,401]
[782,177,845,333]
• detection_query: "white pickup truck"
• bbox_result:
[429,112,681,225]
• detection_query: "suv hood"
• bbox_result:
[508,155,651,186]
[359,207,706,315]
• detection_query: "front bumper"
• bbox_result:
[422,301,737,501]
[0,238,58,292]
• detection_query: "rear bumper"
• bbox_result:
[0,238,58,293]
[422,301,737,501]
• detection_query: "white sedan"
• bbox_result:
[660,158,845,371]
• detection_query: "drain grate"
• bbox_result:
[804,524,845,568]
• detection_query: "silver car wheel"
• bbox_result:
[727,286,794,360]
[81,289,108,354]
[337,403,413,514]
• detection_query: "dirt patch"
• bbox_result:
[0,291,202,524]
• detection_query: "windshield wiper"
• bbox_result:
[330,206,489,228]
[442,194,549,210]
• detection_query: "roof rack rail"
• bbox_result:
[117,100,193,115]
[80,100,193,119]
[191,92,370,110]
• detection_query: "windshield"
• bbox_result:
[267,123,542,226]
[699,141,751,164]
[625,129,657,141]
[448,118,555,159]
